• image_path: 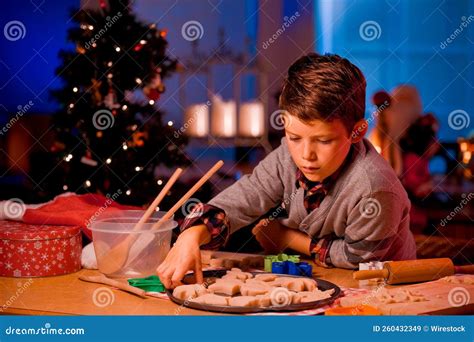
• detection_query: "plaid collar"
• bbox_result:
[295,146,353,195]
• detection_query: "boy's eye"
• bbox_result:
[318,139,332,144]
[289,137,301,141]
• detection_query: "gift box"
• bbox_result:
[0,221,82,277]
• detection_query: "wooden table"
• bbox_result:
[0,264,359,316]
[2,253,472,316]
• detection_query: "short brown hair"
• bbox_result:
[279,53,366,134]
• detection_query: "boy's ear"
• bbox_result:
[350,119,368,143]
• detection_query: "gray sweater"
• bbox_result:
[209,138,416,269]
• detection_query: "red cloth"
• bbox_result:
[22,194,138,240]
[401,152,431,196]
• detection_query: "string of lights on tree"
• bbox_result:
[47,0,190,205]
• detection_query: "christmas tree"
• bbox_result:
[46,0,189,206]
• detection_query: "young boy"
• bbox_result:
[157,53,416,288]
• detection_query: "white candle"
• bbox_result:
[211,96,236,137]
[184,103,209,137]
[239,101,265,137]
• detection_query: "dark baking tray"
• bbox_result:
[166,270,341,314]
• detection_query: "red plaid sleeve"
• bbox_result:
[180,202,230,250]
[309,236,334,267]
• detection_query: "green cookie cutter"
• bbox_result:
[128,275,165,293]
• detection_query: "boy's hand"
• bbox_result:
[156,225,209,289]
[252,218,291,254]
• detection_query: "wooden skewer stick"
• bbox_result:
[150,160,224,231]
[98,168,183,275]
[79,274,147,298]
[122,161,225,269]
[133,167,183,231]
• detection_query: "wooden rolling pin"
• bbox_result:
[353,258,474,284]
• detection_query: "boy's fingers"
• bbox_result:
[171,265,188,288]
[194,251,204,284]
[252,221,266,235]
[194,263,204,285]
[156,263,166,275]
[159,268,173,289]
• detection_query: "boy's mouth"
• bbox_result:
[301,166,320,174]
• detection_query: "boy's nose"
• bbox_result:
[302,142,317,161]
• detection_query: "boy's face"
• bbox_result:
[284,115,353,182]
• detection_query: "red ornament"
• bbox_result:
[144,87,161,101]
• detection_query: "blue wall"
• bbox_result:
[1,0,472,143]
[315,0,474,142]
[0,0,77,120]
